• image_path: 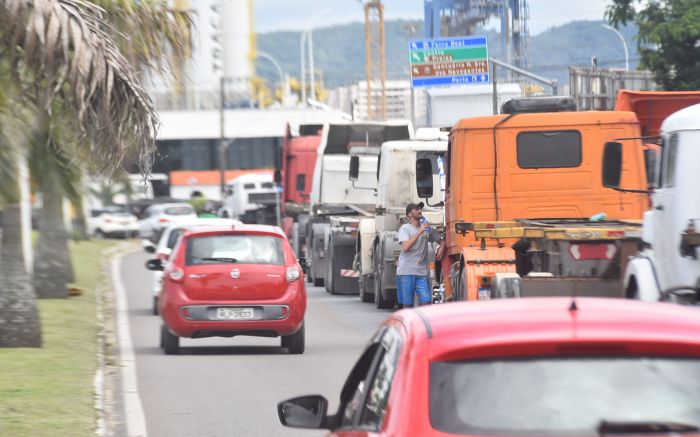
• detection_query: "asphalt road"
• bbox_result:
[120,251,393,437]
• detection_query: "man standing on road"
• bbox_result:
[396,202,442,308]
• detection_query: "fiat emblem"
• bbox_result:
[230,269,241,279]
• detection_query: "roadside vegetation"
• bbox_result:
[0,239,119,436]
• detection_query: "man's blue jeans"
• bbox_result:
[396,275,430,306]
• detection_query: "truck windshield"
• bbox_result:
[430,357,700,436]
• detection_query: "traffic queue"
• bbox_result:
[140,94,700,436]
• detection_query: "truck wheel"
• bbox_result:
[325,243,336,294]
[283,322,305,354]
[374,247,392,309]
[161,325,179,355]
[455,267,467,301]
[359,274,375,303]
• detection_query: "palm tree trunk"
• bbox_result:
[33,165,72,299]
[72,196,90,242]
[0,203,42,347]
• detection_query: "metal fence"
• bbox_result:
[569,67,656,111]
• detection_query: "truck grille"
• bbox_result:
[248,192,277,204]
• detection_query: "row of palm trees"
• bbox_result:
[0,0,192,347]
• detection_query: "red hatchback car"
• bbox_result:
[279,298,700,436]
[147,224,307,355]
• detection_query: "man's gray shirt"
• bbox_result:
[396,223,439,276]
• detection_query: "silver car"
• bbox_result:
[137,203,197,240]
[142,217,241,315]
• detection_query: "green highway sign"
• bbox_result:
[409,35,489,87]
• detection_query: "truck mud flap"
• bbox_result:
[331,244,360,295]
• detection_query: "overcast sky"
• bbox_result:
[254,0,611,35]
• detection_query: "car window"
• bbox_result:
[165,206,194,216]
[167,229,184,249]
[430,357,700,436]
[185,235,284,265]
[358,327,403,430]
[338,343,382,429]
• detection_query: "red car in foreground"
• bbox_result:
[147,224,307,355]
[279,298,700,436]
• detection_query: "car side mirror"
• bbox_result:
[145,259,164,271]
[142,240,156,254]
[602,141,622,189]
[416,158,434,199]
[298,257,310,274]
[349,156,360,181]
[278,395,329,429]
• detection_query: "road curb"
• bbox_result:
[95,241,147,437]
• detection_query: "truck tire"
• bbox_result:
[374,246,393,309]
[325,241,336,294]
[359,274,375,303]
[454,266,467,301]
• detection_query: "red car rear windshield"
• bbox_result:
[430,357,700,436]
[185,235,284,266]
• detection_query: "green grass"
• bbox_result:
[0,238,120,437]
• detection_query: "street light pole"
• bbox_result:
[256,51,285,102]
[300,31,307,106]
[219,75,226,198]
[601,24,629,71]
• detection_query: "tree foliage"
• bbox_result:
[606,0,700,90]
[0,0,159,174]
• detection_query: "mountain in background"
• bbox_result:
[255,19,639,91]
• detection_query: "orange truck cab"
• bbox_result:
[614,90,700,190]
[438,97,649,301]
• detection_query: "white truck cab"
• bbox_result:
[306,121,413,294]
[357,137,448,308]
[222,173,279,224]
[605,103,700,301]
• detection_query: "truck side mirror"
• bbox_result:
[274,169,282,185]
[349,156,360,181]
[416,158,434,199]
[602,142,622,189]
[643,148,659,189]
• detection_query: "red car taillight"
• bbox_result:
[169,268,184,282]
[285,266,300,282]
[159,217,171,223]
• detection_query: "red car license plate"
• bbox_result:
[214,307,254,320]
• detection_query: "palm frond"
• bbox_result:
[91,0,194,76]
[0,0,158,174]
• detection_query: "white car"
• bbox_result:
[143,217,241,315]
[137,203,197,240]
[88,208,138,238]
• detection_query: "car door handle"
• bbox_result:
[655,204,664,211]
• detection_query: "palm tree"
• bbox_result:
[0,0,163,346]
[28,0,192,299]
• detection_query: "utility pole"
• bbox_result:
[219,76,226,197]
[364,1,386,121]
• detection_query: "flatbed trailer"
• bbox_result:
[454,219,642,299]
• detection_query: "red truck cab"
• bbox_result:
[281,123,323,209]
[279,124,324,252]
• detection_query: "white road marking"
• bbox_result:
[112,255,148,437]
